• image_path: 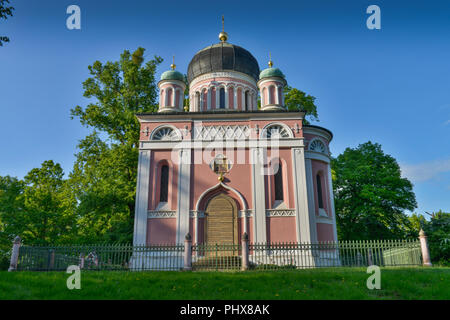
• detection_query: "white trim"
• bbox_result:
[194,182,247,211]
[176,149,191,244]
[304,151,331,163]
[303,127,332,142]
[139,139,305,150]
[148,210,176,218]
[189,71,257,90]
[251,147,267,243]
[133,150,151,246]
[266,209,296,217]
[260,122,294,139]
[150,124,182,141]
[291,148,313,243]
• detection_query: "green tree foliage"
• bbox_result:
[68,48,163,243]
[283,85,318,124]
[0,161,77,269]
[0,0,14,46]
[20,160,76,245]
[332,141,417,240]
[406,211,450,265]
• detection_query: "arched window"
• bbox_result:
[160,165,169,202]
[245,91,249,110]
[274,162,284,201]
[219,87,225,108]
[316,174,324,209]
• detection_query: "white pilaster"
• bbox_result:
[305,159,317,242]
[233,87,237,109]
[275,86,280,105]
[176,149,192,244]
[133,150,151,246]
[327,164,338,242]
[225,87,229,108]
[207,88,211,110]
[215,87,219,109]
[291,148,313,243]
[250,147,267,243]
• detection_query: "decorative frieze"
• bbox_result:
[266,209,296,217]
[193,125,251,140]
[147,210,176,218]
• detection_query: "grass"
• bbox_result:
[0,267,448,300]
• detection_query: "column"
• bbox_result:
[291,148,313,243]
[133,150,151,246]
[234,87,238,110]
[327,165,338,242]
[207,88,211,110]
[305,159,317,242]
[250,147,267,243]
[225,86,229,108]
[172,87,176,107]
[215,87,219,109]
[275,86,280,105]
[176,149,192,244]
[241,89,245,111]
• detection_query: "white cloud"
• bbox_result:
[401,158,450,183]
[445,119,450,126]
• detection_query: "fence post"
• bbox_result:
[241,232,249,271]
[8,236,21,272]
[184,233,192,271]
[419,229,432,266]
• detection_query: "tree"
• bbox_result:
[332,141,417,240]
[0,175,24,269]
[20,160,76,245]
[69,48,163,243]
[407,211,450,265]
[284,85,319,124]
[0,0,14,46]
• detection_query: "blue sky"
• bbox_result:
[0,0,449,215]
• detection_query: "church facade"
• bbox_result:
[132,29,337,246]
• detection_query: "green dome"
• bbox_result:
[160,70,185,82]
[259,67,285,79]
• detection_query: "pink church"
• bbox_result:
[132,29,337,247]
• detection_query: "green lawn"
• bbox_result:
[0,267,448,300]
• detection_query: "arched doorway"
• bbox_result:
[204,194,238,244]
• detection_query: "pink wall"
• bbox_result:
[316,223,334,242]
[147,218,176,244]
[266,217,297,243]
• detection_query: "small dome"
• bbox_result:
[160,70,185,82]
[259,67,285,79]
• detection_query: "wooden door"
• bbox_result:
[204,194,238,244]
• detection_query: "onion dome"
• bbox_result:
[161,69,184,82]
[160,56,185,82]
[187,43,260,83]
[259,55,285,79]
